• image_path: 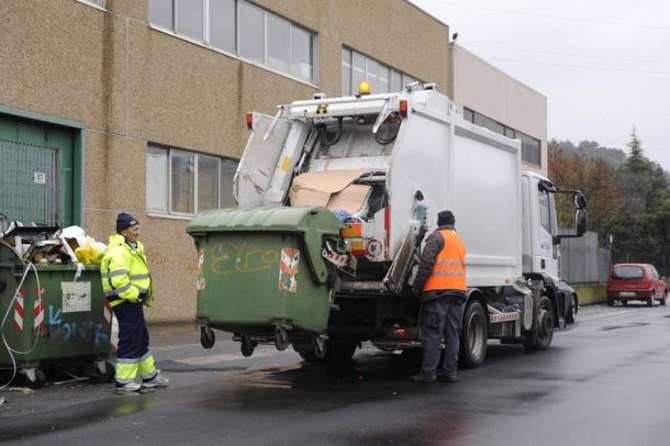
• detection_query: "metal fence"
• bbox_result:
[0,139,60,226]
[560,231,610,284]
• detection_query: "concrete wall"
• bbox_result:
[0,0,449,321]
[451,44,548,175]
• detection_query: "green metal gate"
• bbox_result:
[0,113,76,227]
[0,139,61,225]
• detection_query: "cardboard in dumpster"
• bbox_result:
[327,184,372,214]
[289,169,370,213]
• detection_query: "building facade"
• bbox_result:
[450,43,548,175]
[0,0,450,320]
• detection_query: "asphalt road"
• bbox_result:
[2,302,670,445]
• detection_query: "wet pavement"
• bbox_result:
[2,303,670,445]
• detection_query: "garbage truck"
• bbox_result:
[187,82,586,367]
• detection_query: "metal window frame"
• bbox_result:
[168,148,196,217]
[150,144,230,217]
[146,144,170,214]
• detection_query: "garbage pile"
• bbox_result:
[0,223,107,266]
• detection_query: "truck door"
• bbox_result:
[234,113,291,208]
[535,186,559,279]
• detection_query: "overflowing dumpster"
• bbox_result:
[0,225,113,388]
[187,207,342,357]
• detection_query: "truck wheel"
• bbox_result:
[648,292,655,307]
[296,349,318,362]
[607,299,614,307]
[525,296,554,351]
[566,294,577,324]
[661,291,667,306]
[325,340,357,363]
[459,300,487,368]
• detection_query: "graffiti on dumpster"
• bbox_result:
[208,240,279,275]
[278,248,300,293]
[47,305,109,345]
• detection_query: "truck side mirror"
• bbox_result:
[574,192,587,210]
[576,209,586,237]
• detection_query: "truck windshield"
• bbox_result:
[315,118,395,159]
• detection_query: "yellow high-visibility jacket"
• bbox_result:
[100,234,153,307]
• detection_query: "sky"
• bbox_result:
[410,0,670,169]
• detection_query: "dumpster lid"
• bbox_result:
[186,207,342,235]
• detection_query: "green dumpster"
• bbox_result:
[0,239,113,387]
[187,207,342,355]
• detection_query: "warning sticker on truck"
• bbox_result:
[62,281,91,313]
[278,248,300,293]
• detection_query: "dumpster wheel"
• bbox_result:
[241,336,257,357]
[23,368,47,389]
[274,327,289,351]
[200,325,216,349]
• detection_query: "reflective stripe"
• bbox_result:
[435,259,463,266]
[139,353,157,377]
[116,356,140,364]
[104,269,129,278]
[115,283,132,294]
[130,274,150,280]
[137,287,149,293]
[432,271,466,277]
[140,351,153,362]
[105,291,117,298]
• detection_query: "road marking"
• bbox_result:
[153,343,201,353]
[176,348,296,366]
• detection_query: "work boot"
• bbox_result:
[142,371,169,388]
[437,371,458,383]
[114,381,142,393]
[410,372,437,383]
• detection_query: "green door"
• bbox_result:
[0,114,75,226]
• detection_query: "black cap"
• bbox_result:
[116,212,139,233]
[438,210,455,226]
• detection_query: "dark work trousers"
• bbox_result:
[419,297,464,376]
[113,301,150,361]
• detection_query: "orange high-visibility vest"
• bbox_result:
[423,229,467,292]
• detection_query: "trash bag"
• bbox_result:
[74,237,106,265]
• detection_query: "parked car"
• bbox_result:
[606,263,667,307]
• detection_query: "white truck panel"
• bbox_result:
[389,96,522,288]
[235,113,291,209]
[451,123,522,287]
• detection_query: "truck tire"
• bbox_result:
[295,348,318,362]
[648,292,655,307]
[294,340,357,363]
[525,295,554,351]
[459,300,487,369]
[325,340,358,363]
[661,291,667,306]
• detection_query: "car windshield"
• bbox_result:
[613,266,645,280]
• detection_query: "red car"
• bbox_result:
[607,263,668,307]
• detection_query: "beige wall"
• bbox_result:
[0,0,450,321]
[451,44,548,175]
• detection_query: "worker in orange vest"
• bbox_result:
[411,210,467,383]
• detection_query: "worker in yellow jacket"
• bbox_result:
[101,212,169,393]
